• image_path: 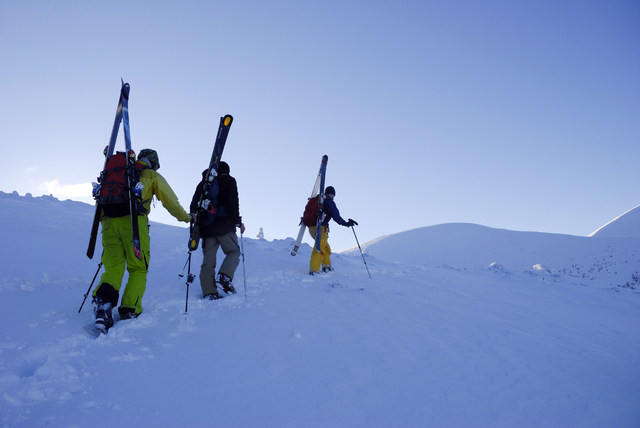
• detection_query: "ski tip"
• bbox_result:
[322,155,328,162]
[121,80,130,99]
[222,115,233,127]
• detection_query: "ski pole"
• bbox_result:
[240,230,247,302]
[79,262,103,313]
[349,221,371,279]
[179,253,189,278]
[179,251,195,314]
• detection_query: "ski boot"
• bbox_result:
[119,307,139,320]
[94,295,114,333]
[218,273,236,294]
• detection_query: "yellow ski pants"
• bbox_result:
[308,225,331,273]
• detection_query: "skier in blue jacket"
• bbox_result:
[308,186,357,274]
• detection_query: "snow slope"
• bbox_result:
[589,204,640,238]
[348,223,640,286]
[0,191,639,427]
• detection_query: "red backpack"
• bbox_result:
[300,195,321,227]
[96,151,149,218]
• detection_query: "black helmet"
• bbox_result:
[138,149,160,170]
[219,161,230,174]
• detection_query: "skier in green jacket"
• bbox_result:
[93,149,192,332]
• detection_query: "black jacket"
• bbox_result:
[190,173,241,237]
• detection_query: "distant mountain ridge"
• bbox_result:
[346,203,640,272]
[349,222,638,275]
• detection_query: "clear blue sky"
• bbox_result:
[1,0,638,252]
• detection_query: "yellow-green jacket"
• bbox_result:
[101,160,191,223]
[94,160,190,315]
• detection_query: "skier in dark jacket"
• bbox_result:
[308,186,356,274]
[190,161,245,299]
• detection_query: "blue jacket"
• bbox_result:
[322,198,347,226]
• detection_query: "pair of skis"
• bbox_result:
[86,82,235,261]
[291,155,328,256]
[188,114,234,251]
[87,80,142,260]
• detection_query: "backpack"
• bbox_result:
[300,195,321,227]
[197,175,221,227]
[95,151,150,218]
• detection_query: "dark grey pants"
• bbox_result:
[199,232,240,296]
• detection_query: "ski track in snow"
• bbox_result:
[0,191,639,427]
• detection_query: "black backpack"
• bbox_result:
[95,152,150,218]
[197,176,221,227]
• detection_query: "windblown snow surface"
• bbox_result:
[0,191,638,427]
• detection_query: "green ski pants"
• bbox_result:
[93,215,150,315]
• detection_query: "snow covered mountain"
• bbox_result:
[589,204,640,238]
[347,222,639,288]
[0,191,638,427]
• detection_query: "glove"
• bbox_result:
[346,218,358,227]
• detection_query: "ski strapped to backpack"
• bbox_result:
[314,155,328,252]
[291,155,328,256]
[188,114,234,252]
[94,150,151,218]
[86,80,144,261]
[197,169,222,227]
[87,81,127,259]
